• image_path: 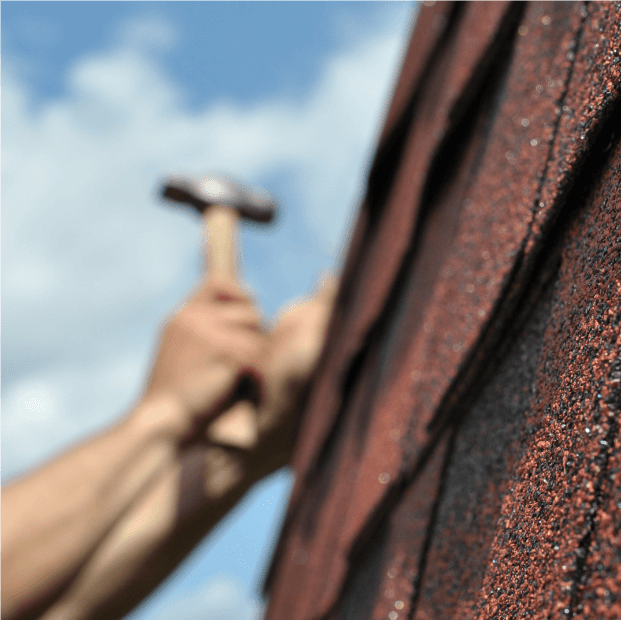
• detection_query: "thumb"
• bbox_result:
[314,271,339,306]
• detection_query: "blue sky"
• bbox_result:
[2,2,417,618]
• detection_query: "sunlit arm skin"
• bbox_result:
[1,273,337,620]
[1,393,202,620]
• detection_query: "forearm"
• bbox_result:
[1,394,186,620]
[1,270,334,620]
[30,391,296,620]
[38,445,256,620]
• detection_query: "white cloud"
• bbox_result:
[2,351,150,481]
[2,8,415,618]
[2,9,412,476]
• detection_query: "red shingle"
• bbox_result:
[263,3,621,618]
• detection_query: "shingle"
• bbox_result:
[262,3,621,618]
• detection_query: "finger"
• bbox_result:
[219,306,264,332]
[219,331,268,369]
[205,274,258,306]
[181,300,264,336]
[177,362,242,435]
[314,271,339,305]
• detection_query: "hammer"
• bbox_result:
[159,174,278,450]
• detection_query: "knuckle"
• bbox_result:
[230,335,265,363]
[209,276,249,302]
[213,279,253,306]
[218,304,262,332]
[240,307,262,329]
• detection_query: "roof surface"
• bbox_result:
[263,3,621,618]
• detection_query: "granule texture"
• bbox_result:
[261,3,620,619]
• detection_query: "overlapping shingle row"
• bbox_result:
[263,3,620,618]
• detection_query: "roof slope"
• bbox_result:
[263,3,621,618]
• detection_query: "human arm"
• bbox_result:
[32,274,338,620]
[2,273,337,620]
[31,442,259,620]
[1,275,267,620]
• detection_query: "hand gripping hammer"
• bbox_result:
[159,174,278,450]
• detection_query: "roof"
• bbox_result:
[262,2,621,618]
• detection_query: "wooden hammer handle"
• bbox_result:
[203,204,260,450]
[204,204,239,279]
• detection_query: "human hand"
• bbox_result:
[139,273,268,443]
[249,273,339,476]
[269,272,338,391]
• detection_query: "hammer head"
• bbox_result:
[160,174,277,223]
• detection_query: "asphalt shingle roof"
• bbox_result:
[263,3,621,618]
